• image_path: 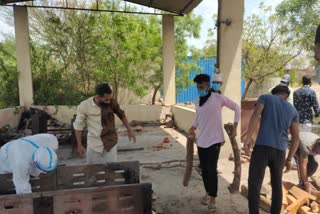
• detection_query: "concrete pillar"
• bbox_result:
[162,15,176,105]
[218,0,244,151]
[219,0,244,105]
[13,6,33,107]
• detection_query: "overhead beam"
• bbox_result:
[0,0,32,5]
[2,4,179,16]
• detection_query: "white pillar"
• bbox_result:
[162,15,176,105]
[219,0,244,105]
[218,0,244,157]
[13,6,33,107]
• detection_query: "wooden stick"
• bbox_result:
[183,137,195,186]
[224,123,241,193]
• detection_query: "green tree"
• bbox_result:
[241,4,301,99]
[0,38,19,108]
[201,14,218,57]
[0,1,203,106]
[94,4,150,102]
[29,5,99,98]
[276,0,320,50]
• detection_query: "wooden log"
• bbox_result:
[117,146,145,152]
[286,198,308,214]
[241,185,248,197]
[183,137,194,187]
[224,123,241,193]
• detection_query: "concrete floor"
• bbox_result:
[56,126,307,214]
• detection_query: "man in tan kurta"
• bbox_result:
[73,83,136,164]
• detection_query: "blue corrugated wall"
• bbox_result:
[176,56,216,103]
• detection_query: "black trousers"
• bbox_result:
[248,145,285,214]
[198,143,221,197]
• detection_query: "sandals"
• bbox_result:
[200,195,208,205]
[208,203,217,213]
[200,195,217,212]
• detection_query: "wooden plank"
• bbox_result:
[283,185,288,206]
[240,185,271,213]
[287,194,298,205]
[311,176,320,190]
[52,183,152,214]
[283,181,295,191]
[298,206,311,214]
[286,198,308,214]
[0,171,57,195]
[0,183,152,214]
[57,161,140,190]
[33,196,53,214]
[260,195,271,213]
[289,186,317,201]
[0,195,34,214]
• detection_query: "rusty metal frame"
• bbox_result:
[1,0,180,16]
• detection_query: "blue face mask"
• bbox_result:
[198,89,208,97]
[212,83,221,91]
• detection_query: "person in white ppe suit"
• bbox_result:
[0,134,58,194]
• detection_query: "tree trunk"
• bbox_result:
[152,85,161,105]
[224,123,241,193]
[242,78,253,100]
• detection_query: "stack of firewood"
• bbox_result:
[241,181,320,214]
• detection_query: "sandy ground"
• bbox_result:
[58,126,313,214]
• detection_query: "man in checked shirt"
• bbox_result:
[73,83,136,164]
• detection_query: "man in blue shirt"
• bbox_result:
[244,85,300,214]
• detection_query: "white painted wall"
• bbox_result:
[172,105,195,133]
[0,107,24,128]
[30,105,169,126]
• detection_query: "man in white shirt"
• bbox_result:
[74,83,136,164]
